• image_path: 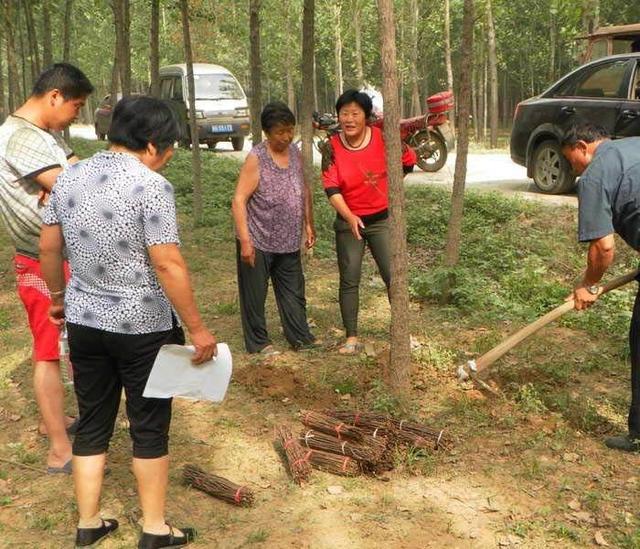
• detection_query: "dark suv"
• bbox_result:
[510,53,640,194]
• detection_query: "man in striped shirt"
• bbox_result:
[0,63,93,473]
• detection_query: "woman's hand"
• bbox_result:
[48,303,65,326]
[348,214,365,240]
[240,240,256,267]
[189,325,217,364]
[305,223,316,248]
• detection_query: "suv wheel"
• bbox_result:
[232,137,244,151]
[531,140,575,194]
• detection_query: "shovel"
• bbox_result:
[457,269,640,391]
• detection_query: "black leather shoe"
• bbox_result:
[604,434,640,452]
[75,518,119,547]
[138,524,196,548]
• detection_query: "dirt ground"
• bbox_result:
[1,220,639,548]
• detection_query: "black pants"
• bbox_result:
[334,216,391,337]
[68,321,184,458]
[629,284,640,436]
[236,241,315,353]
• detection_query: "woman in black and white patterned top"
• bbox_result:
[40,96,216,549]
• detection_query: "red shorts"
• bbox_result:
[14,254,70,362]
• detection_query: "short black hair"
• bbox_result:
[335,89,373,118]
[32,63,94,99]
[108,96,180,153]
[560,123,610,148]
[261,102,296,133]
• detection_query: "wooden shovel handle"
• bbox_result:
[473,269,639,376]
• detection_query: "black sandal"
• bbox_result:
[75,518,119,547]
[138,524,196,549]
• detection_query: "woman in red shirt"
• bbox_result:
[322,89,415,354]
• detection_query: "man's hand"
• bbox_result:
[38,189,50,207]
[570,285,602,310]
[348,214,365,240]
[48,303,65,326]
[189,326,217,365]
[240,240,256,267]
[305,223,316,249]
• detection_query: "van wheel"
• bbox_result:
[532,140,575,194]
[232,137,245,151]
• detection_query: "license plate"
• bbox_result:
[211,124,233,133]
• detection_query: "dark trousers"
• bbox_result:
[334,216,391,337]
[68,321,184,458]
[236,241,315,353]
[629,284,640,436]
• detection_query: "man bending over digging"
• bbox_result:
[562,122,640,452]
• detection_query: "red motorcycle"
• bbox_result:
[313,90,455,173]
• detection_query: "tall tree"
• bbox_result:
[0,25,5,122]
[443,0,454,92]
[149,0,160,96]
[63,0,73,62]
[180,0,203,225]
[407,0,421,116]
[23,0,41,82]
[300,0,315,190]
[112,0,131,96]
[353,0,364,87]
[249,0,262,145]
[486,0,498,147]
[4,0,22,112]
[582,0,599,33]
[283,0,296,115]
[333,1,343,100]
[42,0,52,68]
[443,0,474,295]
[377,0,411,394]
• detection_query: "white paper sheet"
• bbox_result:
[143,343,232,401]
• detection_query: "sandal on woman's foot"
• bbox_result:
[138,524,196,549]
[75,518,119,547]
[259,345,280,357]
[338,342,363,355]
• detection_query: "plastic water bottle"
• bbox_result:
[59,328,74,385]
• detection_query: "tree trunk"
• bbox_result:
[17,5,28,98]
[582,0,599,34]
[63,0,73,62]
[300,0,315,231]
[24,0,41,82]
[333,2,343,99]
[313,51,318,112]
[0,25,5,121]
[249,0,262,145]
[442,0,474,294]
[121,0,131,95]
[149,0,160,96]
[549,0,557,82]
[443,0,453,92]
[376,0,411,395]
[109,50,119,107]
[353,0,364,87]
[42,0,52,67]
[179,0,203,225]
[486,0,498,148]
[408,0,420,116]
[4,0,21,112]
[284,0,295,115]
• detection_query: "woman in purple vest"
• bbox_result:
[232,102,316,355]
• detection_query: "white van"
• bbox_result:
[158,63,250,151]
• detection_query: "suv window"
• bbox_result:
[159,78,172,100]
[555,60,631,99]
[172,77,183,101]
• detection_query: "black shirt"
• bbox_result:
[578,137,640,251]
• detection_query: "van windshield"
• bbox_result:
[193,74,244,100]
